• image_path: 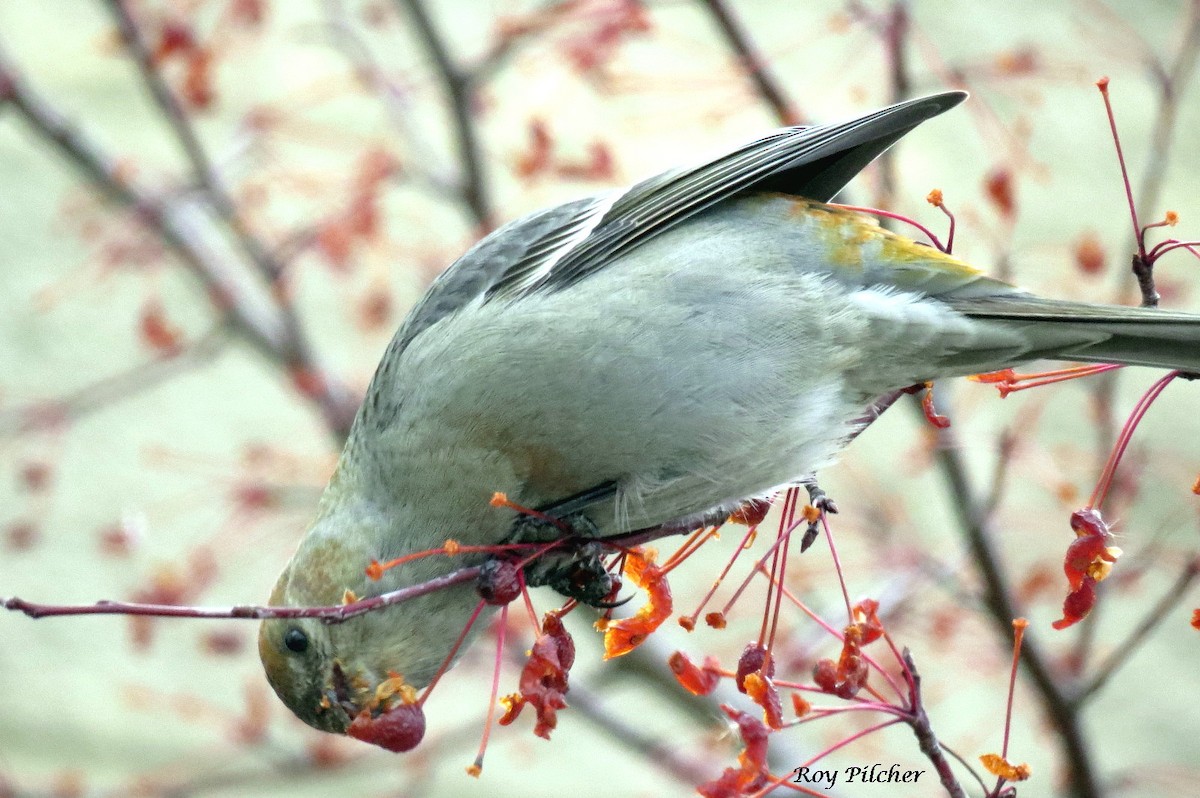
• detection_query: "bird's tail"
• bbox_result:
[950,296,1200,374]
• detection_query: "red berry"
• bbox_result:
[735,642,774,693]
[476,558,522,605]
[347,703,426,753]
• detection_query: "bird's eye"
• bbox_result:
[283,627,309,654]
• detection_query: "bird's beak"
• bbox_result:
[319,659,368,732]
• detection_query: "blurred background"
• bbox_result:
[2,1,1200,796]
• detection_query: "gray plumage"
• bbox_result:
[260,91,1200,736]
[364,91,970,426]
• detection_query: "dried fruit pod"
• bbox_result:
[347,702,426,753]
[668,651,720,696]
[735,642,774,693]
[476,558,522,605]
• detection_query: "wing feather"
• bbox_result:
[388,91,966,358]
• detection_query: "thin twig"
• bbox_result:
[568,680,708,787]
[864,7,1100,791]
[103,0,356,437]
[322,0,457,197]
[983,428,1017,518]
[394,0,494,230]
[1122,0,1200,305]
[696,0,803,125]
[0,44,270,347]
[941,742,991,796]
[1117,2,1200,309]
[902,650,967,798]
[104,0,294,286]
[921,398,1102,798]
[469,4,562,79]
[0,327,229,437]
[876,0,911,203]
[1076,556,1200,702]
[2,566,481,624]
[0,39,357,439]
[1084,0,1200,618]
[104,0,224,208]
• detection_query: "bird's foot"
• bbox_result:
[505,509,623,607]
[799,476,838,552]
[523,540,623,608]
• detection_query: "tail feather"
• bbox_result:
[1056,330,1200,373]
[949,295,1200,374]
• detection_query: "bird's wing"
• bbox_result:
[385,197,599,356]
[387,91,967,356]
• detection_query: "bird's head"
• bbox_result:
[257,500,487,740]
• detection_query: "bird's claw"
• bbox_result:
[800,477,836,552]
[506,510,621,607]
[522,540,622,608]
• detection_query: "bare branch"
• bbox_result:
[902,650,967,798]
[697,0,803,126]
[395,0,494,230]
[103,1,285,281]
[921,398,1102,798]
[1125,0,1200,302]
[1077,556,1200,702]
[103,1,359,435]
[0,39,358,439]
[854,0,912,205]
[103,0,222,205]
[321,0,458,196]
[2,566,481,624]
[564,680,707,787]
[0,43,271,346]
[0,326,228,438]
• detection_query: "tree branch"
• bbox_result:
[696,0,803,126]
[0,38,357,439]
[394,0,494,230]
[922,399,1102,798]
[902,650,967,798]
[0,326,228,437]
[1076,556,1200,703]
[568,680,707,788]
[104,0,223,206]
[2,566,481,624]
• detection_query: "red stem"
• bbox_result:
[418,598,487,707]
[1087,370,1179,509]
[1096,79,1147,260]
[471,603,508,775]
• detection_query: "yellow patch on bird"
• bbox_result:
[283,537,365,607]
[778,194,987,279]
[779,197,879,269]
[753,193,1008,304]
[876,231,982,277]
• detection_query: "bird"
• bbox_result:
[258,90,1200,740]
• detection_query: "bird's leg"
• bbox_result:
[799,475,838,552]
[801,475,839,515]
[502,482,624,607]
[517,520,623,608]
[526,539,623,608]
